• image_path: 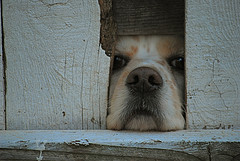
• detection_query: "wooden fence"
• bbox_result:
[0,0,240,160]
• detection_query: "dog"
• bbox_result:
[107,35,185,131]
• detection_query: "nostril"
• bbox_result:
[126,74,139,85]
[148,75,155,85]
[148,75,162,86]
[133,75,139,84]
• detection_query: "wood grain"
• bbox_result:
[3,0,110,130]
[186,0,240,129]
[0,1,5,130]
[113,0,184,35]
[0,130,239,160]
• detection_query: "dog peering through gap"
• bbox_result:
[107,36,185,131]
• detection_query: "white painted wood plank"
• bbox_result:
[0,1,5,130]
[186,0,240,129]
[0,130,239,160]
[3,0,110,130]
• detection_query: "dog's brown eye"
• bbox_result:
[170,57,184,70]
[113,55,128,70]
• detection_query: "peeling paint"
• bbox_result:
[35,140,46,161]
[67,139,90,146]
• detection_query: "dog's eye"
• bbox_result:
[170,57,184,70]
[113,55,128,70]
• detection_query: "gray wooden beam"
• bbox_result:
[0,130,239,160]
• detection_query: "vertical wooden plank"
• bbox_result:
[186,0,240,129]
[0,0,5,130]
[3,0,110,130]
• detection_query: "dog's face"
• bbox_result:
[107,35,185,131]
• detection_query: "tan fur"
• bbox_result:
[107,35,185,131]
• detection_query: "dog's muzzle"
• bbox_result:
[126,67,163,93]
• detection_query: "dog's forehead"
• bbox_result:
[115,36,184,59]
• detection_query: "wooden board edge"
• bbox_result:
[0,130,240,160]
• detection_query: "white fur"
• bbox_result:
[107,36,185,131]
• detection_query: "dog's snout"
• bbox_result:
[126,67,162,92]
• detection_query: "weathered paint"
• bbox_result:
[3,0,110,130]
[186,0,240,129]
[0,130,239,160]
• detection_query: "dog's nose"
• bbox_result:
[126,67,163,92]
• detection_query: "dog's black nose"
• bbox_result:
[126,67,163,92]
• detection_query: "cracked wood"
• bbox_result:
[2,0,110,130]
[186,0,240,129]
[0,130,240,160]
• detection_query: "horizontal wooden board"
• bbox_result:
[0,130,240,160]
[113,0,184,35]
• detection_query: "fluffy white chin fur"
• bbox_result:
[107,112,185,131]
[125,115,157,131]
